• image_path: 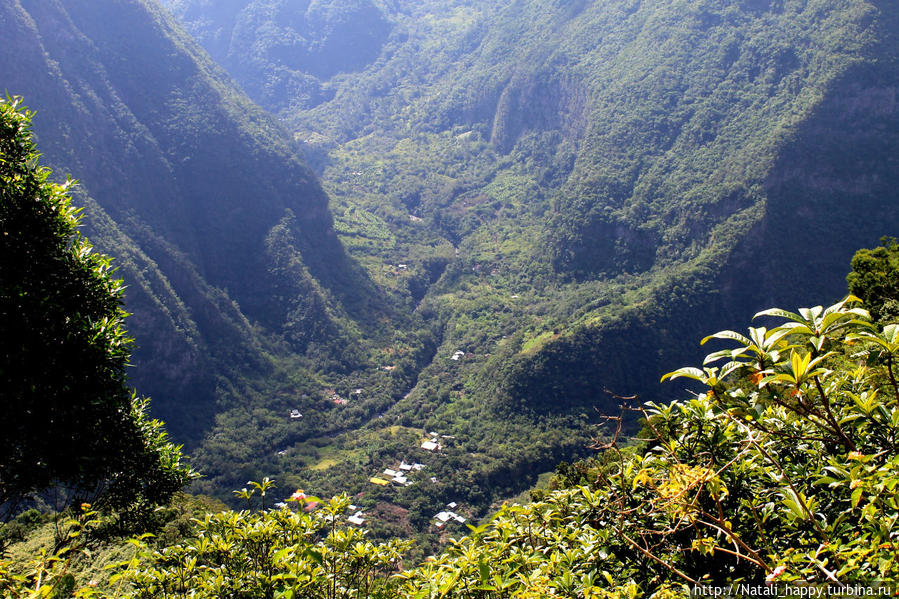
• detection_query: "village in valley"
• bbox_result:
[364,430,468,531]
[274,352,480,534]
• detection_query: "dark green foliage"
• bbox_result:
[180,0,899,443]
[392,298,899,593]
[848,237,899,323]
[0,0,411,487]
[8,297,899,595]
[0,98,192,520]
[167,0,392,114]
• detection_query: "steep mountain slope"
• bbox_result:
[0,0,413,464]
[166,0,899,515]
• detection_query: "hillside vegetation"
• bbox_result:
[5,288,899,594]
[163,0,899,517]
[1,0,898,546]
[0,0,440,507]
[3,0,899,592]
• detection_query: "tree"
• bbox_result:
[0,97,192,521]
[847,236,899,324]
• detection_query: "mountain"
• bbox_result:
[165,0,899,508]
[167,0,391,113]
[3,0,899,532]
[0,0,417,476]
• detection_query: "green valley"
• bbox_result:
[3,0,899,592]
[161,0,899,520]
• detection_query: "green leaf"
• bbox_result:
[660,367,707,383]
[754,307,804,323]
[781,489,807,520]
[478,558,490,583]
[701,330,752,347]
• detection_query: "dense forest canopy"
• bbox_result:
[159,0,899,515]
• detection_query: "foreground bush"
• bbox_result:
[4,295,898,597]
[395,295,899,595]
[0,96,193,524]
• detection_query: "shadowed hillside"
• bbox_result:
[0,0,401,448]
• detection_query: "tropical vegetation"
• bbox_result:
[3,0,899,595]
[160,0,899,521]
[4,290,899,595]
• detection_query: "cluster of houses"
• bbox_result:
[370,460,427,487]
[341,501,468,531]
[272,424,470,532]
[369,431,456,487]
[433,502,467,529]
[289,387,365,417]
[421,431,455,452]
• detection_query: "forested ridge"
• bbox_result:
[2,0,899,592]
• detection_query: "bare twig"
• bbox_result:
[616,528,700,585]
